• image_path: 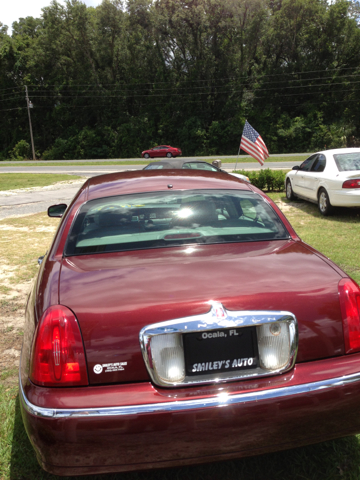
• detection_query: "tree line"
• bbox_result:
[1,0,360,160]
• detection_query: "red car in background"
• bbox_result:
[20,170,360,476]
[141,145,182,158]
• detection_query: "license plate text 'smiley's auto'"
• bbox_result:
[184,327,258,376]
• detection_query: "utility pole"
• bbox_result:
[25,86,36,160]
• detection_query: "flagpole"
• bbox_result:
[236,119,246,171]
[235,118,247,171]
[235,145,241,171]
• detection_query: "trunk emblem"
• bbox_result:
[211,302,227,319]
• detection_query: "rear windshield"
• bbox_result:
[333,153,360,172]
[65,190,289,256]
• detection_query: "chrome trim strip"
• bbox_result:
[139,303,298,387]
[19,370,360,419]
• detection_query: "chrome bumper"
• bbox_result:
[19,370,360,419]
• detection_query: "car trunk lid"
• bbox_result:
[59,240,344,385]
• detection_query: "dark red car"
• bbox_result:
[141,145,182,158]
[20,170,360,476]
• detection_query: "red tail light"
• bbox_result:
[342,179,360,189]
[30,305,88,386]
[339,278,360,353]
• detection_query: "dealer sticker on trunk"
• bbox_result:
[93,362,128,374]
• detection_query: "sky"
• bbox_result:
[1,0,103,33]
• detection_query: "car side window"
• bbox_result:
[182,163,192,169]
[182,163,217,171]
[299,154,318,172]
[311,154,326,173]
[198,163,218,171]
[145,164,164,169]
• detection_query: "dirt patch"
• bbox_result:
[0,282,31,385]
[0,224,57,233]
[0,210,60,386]
[273,198,306,212]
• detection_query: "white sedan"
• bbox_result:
[285,148,360,215]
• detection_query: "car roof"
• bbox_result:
[144,159,214,169]
[86,169,252,201]
[316,148,360,156]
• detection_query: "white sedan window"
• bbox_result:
[311,155,326,172]
[334,153,360,172]
[299,155,318,171]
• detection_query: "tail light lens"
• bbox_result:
[342,179,360,189]
[339,278,360,353]
[30,305,88,386]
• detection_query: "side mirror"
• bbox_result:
[48,204,67,218]
[212,160,222,168]
[292,166,300,170]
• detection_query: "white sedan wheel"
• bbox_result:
[318,189,334,216]
[286,180,296,200]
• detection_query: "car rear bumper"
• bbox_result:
[20,353,360,476]
[330,189,360,207]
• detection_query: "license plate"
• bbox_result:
[183,327,258,376]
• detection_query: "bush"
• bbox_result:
[235,169,286,192]
[273,170,286,191]
[10,140,30,160]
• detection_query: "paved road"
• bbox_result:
[1,160,302,176]
[0,183,84,220]
[0,153,307,166]
[0,158,303,219]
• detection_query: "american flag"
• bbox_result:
[240,121,269,165]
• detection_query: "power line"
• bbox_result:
[0,86,23,93]
[0,73,357,101]
[23,66,360,87]
[1,92,359,114]
[21,74,360,92]
[5,81,358,100]
[1,67,359,96]
[0,95,26,102]
[0,106,27,112]
[1,73,359,110]
[19,73,360,94]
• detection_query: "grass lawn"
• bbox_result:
[0,160,153,167]
[0,196,360,480]
[267,192,360,284]
[0,173,82,191]
[0,155,308,168]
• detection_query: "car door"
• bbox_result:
[301,154,326,201]
[293,155,318,197]
[157,146,167,157]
